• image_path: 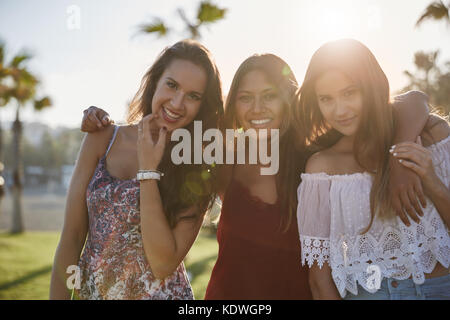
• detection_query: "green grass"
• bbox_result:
[0,230,218,300]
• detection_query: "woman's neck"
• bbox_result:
[335,134,355,153]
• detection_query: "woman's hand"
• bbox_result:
[388,158,426,226]
[81,106,114,132]
[391,136,439,199]
[137,114,167,171]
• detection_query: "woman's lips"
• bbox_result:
[248,118,272,128]
[335,115,357,126]
[162,106,182,123]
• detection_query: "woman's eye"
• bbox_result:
[344,89,357,97]
[319,97,330,103]
[238,95,252,103]
[167,81,177,89]
[188,93,201,101]
[264,93,277,101]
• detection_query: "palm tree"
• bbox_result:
[138,0,227,40]
[416,1,450,27]
[5,50,52,233]
[0,42,11,211]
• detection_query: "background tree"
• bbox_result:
[138,0,227,40]
[416,1,450,27]
[0,42,8,209]
[4,49,52,233]
[402,50,450,115]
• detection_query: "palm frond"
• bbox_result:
[11,53,33,68]
[0,42,5,69]
[416,1,449,27]
[139,19,169,37]
[197,1,227,24]
[34,96,52,111]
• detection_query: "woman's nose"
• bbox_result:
[170,92,184,110]
[335,99,350,116]
[251,96,265,113]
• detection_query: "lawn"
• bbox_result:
[0,229,218,300]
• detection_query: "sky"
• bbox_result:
[0,0,449,128]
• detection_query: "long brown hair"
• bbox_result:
[294,39,396,232]
[128,40,224,228]
[223,54,305,232]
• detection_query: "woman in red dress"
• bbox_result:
[204,54,312,299]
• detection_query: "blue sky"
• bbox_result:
[0,0,449,128]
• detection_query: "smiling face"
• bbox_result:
[315,69,363,137]
[235,69,284,136]
[151,59,207,131]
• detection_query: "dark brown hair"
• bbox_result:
[223,54,304,232]
[128,39,224,228]
[294,39,396,232]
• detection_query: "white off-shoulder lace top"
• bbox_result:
[297,136,450,298]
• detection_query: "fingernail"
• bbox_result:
[393,152,397,156]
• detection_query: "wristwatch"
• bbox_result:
[136,170,164,181]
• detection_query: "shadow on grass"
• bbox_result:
[0,265,52,291]
[187,253,217,281]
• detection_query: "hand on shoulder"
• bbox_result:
[422,114,450,146]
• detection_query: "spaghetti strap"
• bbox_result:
[105,125,119,157]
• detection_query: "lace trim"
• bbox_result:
[300,235,330,268]
[331,218,450,298]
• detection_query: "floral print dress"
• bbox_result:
[75,125,193,300]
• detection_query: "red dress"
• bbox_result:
[204,179,312,300]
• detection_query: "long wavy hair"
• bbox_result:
[127,40,224,228]
[294,39,396,232]
[223,54,305,232]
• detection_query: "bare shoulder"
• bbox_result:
[305,148,337,174]
[422,114,450,147]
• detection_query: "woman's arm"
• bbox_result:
[389,91,430,226]
[392,117,450,227]
[137,114,204,279]
[309,263,341,300]
[49,127,113,299]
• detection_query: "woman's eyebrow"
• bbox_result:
[237,87,275,95]
[339,84,358,92]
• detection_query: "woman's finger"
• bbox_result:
[88,110,102,128]
[101,114,112,126]
[393,150,426,167]
[399,159,425,177]
[400,190,417,226]
[414,181,427,209]
[416,135,423,146]
[392,195,410,226]
[144,114,160,142]
[407,186,423,218]
[391,142,427,154]
[156,126,167,149]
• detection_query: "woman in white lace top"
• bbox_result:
[294,39,450,300]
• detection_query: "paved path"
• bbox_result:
[0,190,66,232]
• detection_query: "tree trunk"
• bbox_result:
[11,106,24,234]
[0,111,4,216]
